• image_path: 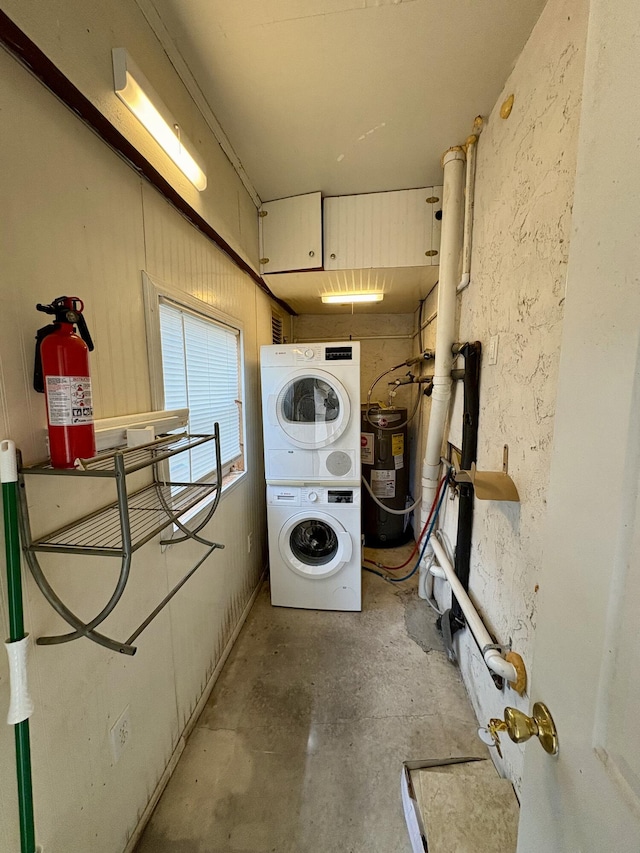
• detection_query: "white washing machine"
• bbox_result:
[267,485,362,611]
[260,342,361,484]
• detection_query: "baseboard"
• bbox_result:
[122,569,266,853]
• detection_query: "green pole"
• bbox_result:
[2,440,36,853]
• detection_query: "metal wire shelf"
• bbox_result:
[17,425,225,656]
[21,432,214,477]
[29,481,218,556]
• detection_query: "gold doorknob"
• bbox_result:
[488,702,558,756]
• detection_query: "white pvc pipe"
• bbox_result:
[430,536,518,684]
[458,117,483,293]
[457,140,476,292]
[420,148,466,526]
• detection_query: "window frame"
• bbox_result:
[142,271,247,502]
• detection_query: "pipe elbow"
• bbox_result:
[428,562,446,580]
[442,146,466,167]
[457,273,470,293]
[483,648,518,684]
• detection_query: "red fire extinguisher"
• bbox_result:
[33,296,96,468]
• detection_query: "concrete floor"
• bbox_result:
[135,548,485,853]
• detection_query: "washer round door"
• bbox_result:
[279,511,353,579]
[270,369,351,449]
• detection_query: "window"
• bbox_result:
[143,274,245,490]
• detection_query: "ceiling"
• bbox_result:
[265,265,439,314]
[142,0,546,314]
[145,0,546,201]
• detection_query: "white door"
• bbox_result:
[259,191,322,274]
[517,2,640,850]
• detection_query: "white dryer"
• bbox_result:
[267,485,361,611]
[260,342,361,484]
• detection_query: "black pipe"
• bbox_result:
[451,341,481,627]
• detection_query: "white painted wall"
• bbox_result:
[0,0,260,267]
[0,31,273,853]
[422,0,589,791]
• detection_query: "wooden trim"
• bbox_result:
[0,10,296,316]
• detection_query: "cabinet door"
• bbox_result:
[259,192,322,274]
[323,188,435,270]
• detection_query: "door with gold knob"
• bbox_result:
[517,4,640,849]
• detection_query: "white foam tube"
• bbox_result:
[5,636,34,724]
[430,537,517,683]
[420,148,466,526]
[0,439,18,483]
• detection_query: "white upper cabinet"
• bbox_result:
[323,187,443,270]
[259,191,322,274]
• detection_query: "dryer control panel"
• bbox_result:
[267,485,360,507]
[260,342,360,367]
[294,345,355,364]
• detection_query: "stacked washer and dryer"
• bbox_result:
[260,342,362,611]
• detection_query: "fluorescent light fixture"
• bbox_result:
[321,292,384,304]
[112,48,207,191]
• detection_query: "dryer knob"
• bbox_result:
[304,348,315,359]
[307,491,318,502]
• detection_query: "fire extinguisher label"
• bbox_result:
[46,376,93,426]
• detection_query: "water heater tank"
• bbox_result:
[361,406,411,547]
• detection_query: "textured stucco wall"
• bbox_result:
[431,0,588,790]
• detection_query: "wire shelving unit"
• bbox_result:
[17,427,224,655]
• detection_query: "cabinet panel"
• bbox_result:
[324,188,437,270]
[259,191,322,274]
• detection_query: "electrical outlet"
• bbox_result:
[488,334,499,366]
[109,705,131,763]
[247,532,253,554]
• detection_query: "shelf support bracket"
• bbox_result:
[159,424,223,546]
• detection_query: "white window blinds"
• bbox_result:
[159,300,241,482]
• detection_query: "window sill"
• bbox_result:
[164,469,247,540]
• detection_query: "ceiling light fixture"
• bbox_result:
[321,292,384,304]
[112,48,207,191]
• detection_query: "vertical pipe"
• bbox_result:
[458,118,483,293]
[420,148,466,528]
[451,342,481,625]
[1,441,36,853]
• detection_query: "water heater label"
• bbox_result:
[371,469,395,498]
[391,433,404,456]
[46,376,93,426]
[394,454,404,470]
[361,433,374,464]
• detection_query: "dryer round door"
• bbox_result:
[279,511,353,579]
[271,369,351,449]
